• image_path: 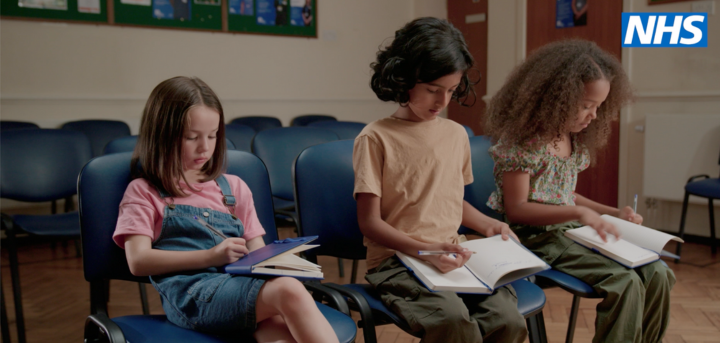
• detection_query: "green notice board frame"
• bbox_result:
[228,0,316,37]
[114,0,222,30]
[1,0,317,38]
[1,0,108,23]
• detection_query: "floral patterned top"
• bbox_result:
[486,136,590,214]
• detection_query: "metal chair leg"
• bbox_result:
[527,310,548,343]
[138,283,150,315]
[676,191,690,263]
[708,198,717,254]
[337,258,345,278]
[1,282,12,343]
[7,229,27,343]
[350,259,359,284]
[565,295,581,343]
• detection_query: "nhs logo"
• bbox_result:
[622,13,707,47]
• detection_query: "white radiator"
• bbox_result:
[643,113,720,203]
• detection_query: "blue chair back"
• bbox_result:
[1,129,91,202]
[0,121,40,131]
[78,150,279,284]
[308,121,366,140]
[230,116,282,132]
[104,136,139,155]
[252,127,339,200]
[291,114,337,127]
[225,124,255,152]
[460,136,503,234]
[61,120,131,158]
[463,125,475,137]
[294,140,367,261]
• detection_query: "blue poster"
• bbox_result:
[289,0,305,26]
[256,0,276,25]
[229,0,253,16]
[153,0,191,20]
[556,0,587,29]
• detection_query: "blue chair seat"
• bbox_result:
[534,270,598,298]
[342,284,414,334]
[113,301,356,343]
[272,196,296,211]
[685,177,720,199]
[11,211,81,236]
[511,279,546,318]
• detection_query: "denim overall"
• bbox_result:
[149,175,265,335]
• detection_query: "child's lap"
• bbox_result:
[366,256,520,332]
[157,273,265,336]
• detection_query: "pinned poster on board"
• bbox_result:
[556,0,588,28]
[228,0,316,37]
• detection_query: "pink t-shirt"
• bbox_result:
[113,174,266,249]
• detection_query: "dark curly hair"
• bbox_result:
[370,17,477,106]
[484,39,633,161]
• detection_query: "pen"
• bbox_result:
[194,215,228,239]
[418,250,477,255]
[633,194,638,213]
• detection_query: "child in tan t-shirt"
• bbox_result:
[353,17,526,343]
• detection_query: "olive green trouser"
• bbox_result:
[515,221,676,343]
[366,256,528,343]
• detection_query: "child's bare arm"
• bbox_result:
[502,171,620,241]
[574,193,643,224]
[246,235,266,252]
[356,192,472,273]
[124,234,249,276]
[461,201,517,240]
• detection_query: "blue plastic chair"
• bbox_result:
[293,139,548,343]
[225,123,255,152]
[0,121,40,131]
[675,148,720,260]
[230,116,282,132]
[78,150,357,343]
[290,114,337,126]
[463,125,475,137]
[308,121,366,140]
[251,127,339,223]
[1,129,92,343]
[61,120,132,158]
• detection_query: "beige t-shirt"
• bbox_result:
[353,116,473,270]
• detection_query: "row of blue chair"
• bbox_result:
[229,114,337,132]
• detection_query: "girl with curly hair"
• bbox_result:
[485,39,675,343]
[354,17,527,343]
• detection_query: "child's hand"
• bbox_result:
[209,237,249,266]
[618,206,643,225]
[419,243,473,273]
[578,207,621,242]
[480,220,519,241]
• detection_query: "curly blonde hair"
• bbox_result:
[484,39,633,161]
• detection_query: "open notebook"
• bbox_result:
[223,236,323,279]
[564,215,684,268]
[396,235,549,294]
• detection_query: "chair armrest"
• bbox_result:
[323,283,378,343]
[303,282,350,316]
[84,313,125,343]
[687,174,710,184]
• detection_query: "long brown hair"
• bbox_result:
[484,39,633,162]
[132,76,226,197]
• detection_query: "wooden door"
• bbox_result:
[447,0,488,136]
[526,0,623,207]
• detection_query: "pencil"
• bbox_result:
[417,250,477,255]
[194,215,228,239]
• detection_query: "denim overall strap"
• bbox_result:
[215,175,236,207]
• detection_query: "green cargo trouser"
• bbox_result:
[514,221,676,343]
[366,256,528,343]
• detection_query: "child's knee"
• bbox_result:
[265,277,313,307]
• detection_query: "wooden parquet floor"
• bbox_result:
[1,231,719,343]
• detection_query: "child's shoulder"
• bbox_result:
[220,173,252,194]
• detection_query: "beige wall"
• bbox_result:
[1,1,439,133]
[621,0,720,236]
